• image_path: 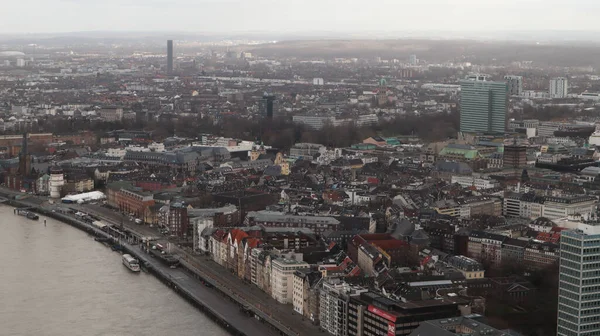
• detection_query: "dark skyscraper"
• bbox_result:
[167,40,173,74]
[259,93,275,118]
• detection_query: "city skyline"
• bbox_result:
[3,0,600,35]
[2,10,600,335]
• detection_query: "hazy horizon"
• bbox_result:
[4,0,600,36]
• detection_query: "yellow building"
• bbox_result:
[446,255,485,279]
[274,152,290,175]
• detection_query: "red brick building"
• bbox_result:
[159,202,189,237]
[0,133,53,156]
[105,181,134,208]
[349,234,418,268]
[115,187,155,218]
[5,175,37,193]
[53,131,96,145]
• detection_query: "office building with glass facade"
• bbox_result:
[558,223,600,336]
[459,77,508,134]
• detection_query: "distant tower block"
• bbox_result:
[260,93,276,118]
[167,40,174,74]
[503,143,527,169]
[459,76,508,134]
[504,75,523,96]
[409,54,418,65]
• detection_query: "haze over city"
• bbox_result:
[3,0,600,39]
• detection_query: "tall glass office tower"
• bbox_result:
[558,224,600,336]
[459,76,508,134]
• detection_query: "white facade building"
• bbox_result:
[547,137,577,146]
[148,142,166,152]
[522,90,550,99]
[504,75,523,96]
[550,77,568,98]
[193,217,214,253]
[107,148,127,159]
[579,92,600,101]
[451,176,500,190]
[588,131,600,147]
[557,223,600,335]
[270,258,309,304]
[190,205,237,253]
[421,83,461,93]
[292,115,335,130]
[292,272,305,314]
[538,121,562,137]
[292,114,378,130]
[319,279,368,336]
[504,192,597,220]
[289,143,325,159]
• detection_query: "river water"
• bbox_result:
[0,206,229,336]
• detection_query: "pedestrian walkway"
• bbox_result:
[173,247,322,336]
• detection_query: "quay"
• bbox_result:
[0,189,316,336]
[66,204,320,336]
[3,197,281,336]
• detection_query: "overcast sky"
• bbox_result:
[3,0,600,34]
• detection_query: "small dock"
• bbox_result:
[14,208,40,220]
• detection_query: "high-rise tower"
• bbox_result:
[558,223,600,335]
[259,93,276,119]
[550,77,568,98]
[504,75,523,96]
[167,40,174,74]
[459,75,508,134]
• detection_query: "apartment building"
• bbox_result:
[434,197,501,219]
[467,231,507,266]
[504,192,597,220]
[245,211,340,234]
[271,258,309,304]
[451,175,500,190]
[319,279,368,336]
[292,269,321,322]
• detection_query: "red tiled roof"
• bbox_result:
[321,265,342,271]
[348,266,362,277]
[535,231,561,244]
[340,257,352,268]
[246,237,261,249]
[230,228,249,244]
[351,235,367,247]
